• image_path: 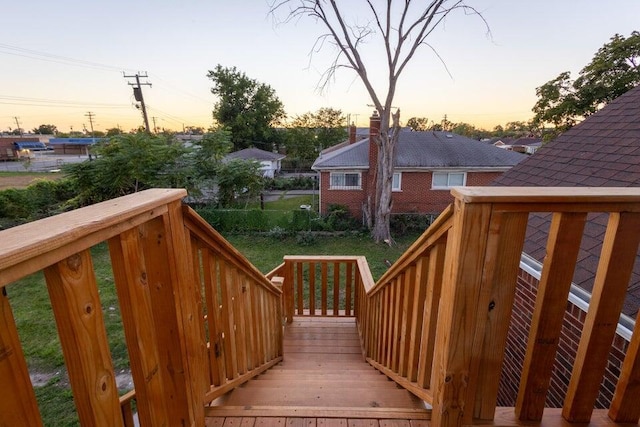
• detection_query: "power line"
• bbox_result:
[0,43,134,73]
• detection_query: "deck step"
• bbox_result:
[208,316,430,421]
[222,386,424,408]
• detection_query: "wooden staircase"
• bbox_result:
[206,317,430,420]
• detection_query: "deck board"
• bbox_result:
[207,317,429,422]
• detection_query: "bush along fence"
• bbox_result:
[193,205,361,234]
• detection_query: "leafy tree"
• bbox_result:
[105,128,122,137]
[272,1,487,242]
[32,124,58,135]
[208,65,286,151]
[215,159,264,208]
[63,133,192,206]
[533,31,640,140]
[406,117,430,131]
[185,126,205,135]
[286,108,347,160]
[192,130,233,180]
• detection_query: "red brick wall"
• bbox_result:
[319,170,505,217]
[497,268,630,408]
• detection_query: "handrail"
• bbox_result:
[352,187,640,427]
[182,206,284,402]
[0,189,284,427]
[0,189,205,426]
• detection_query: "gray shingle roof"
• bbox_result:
[225,147,285,162]
[493,84,640,317]
[313,130,525,170]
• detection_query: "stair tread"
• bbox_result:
[223,386,423,408]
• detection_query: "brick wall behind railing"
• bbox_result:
[497,269,630,408]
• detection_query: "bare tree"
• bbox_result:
[271,0,487,242]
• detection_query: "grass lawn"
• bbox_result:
[0,171,65,190]
[224,232,420,280]
[246,193,315,211]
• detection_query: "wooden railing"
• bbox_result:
[182,206,283,403]
[271,256,361,323]
[273,188,640,426]
[351,187,640,427]
[0,189,283,427]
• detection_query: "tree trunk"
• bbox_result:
[370,111,398,243]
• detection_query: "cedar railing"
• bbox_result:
[351,187,640,426]
[182,206,283,403]
[273,187,640,426]
[268,256,362,323]
[0,189,283,427]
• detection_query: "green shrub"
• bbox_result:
[325,204,361,231]
[390,213,436,235]
[296,230,317,246]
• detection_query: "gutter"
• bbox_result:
[519,253,635,342]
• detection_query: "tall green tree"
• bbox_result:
[63,133,192,206]
[286,108,347,161]
[533,31,640,140]
[272,1,487,242]
[406,117,430,131]
[32,124,58,135]
[208,65,286,151]
[215,159,264,208]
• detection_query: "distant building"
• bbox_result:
[224,147,286,178]
[48,138,104,155]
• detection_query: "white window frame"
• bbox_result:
[392,172,402,192]
[431,171,467,189]
[329,171,362,190]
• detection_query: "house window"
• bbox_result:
[432,172,466,189]
[330,172,361,189]
[392,172,401,191]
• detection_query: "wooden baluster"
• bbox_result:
[417,242,445,388]
[219,260,238,379]
[285,260,295,323]
[515,212,587,421]
[473,212,529,420]
[108,228,170,426]
[0,287,43,427]
[321,261,328,315]
[391,275,404,372]
[563,212,640,422]
[243,277,256,371]
[398,265,415,377]
[233,270,247,375]
[297,262,304,315]
[333,261,340,316]
[346,261,353,316]
[309,262,316,315]
[609,312,640,423]
[44,250,123,427]
[407,257,428,383]
[380,286,391,364]
[202,249,226,386]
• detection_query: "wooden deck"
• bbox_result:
[206,317,430,424]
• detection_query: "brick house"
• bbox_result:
[492,84,640,408]
[312,113,526,219]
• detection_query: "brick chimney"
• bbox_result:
[349,123,357,144]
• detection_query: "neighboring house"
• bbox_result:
[0,137,41,160]
[492,137,543,154]
[49,138,103,155]
[492,84,640,408]
[224,147,286,178]
[312,113,526,219]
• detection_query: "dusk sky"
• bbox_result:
[1,0,639,134]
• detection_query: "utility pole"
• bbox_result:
[123,72,152,133]
[151,116,158,134]
[85,112,96,138]
[13,116,22,136]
